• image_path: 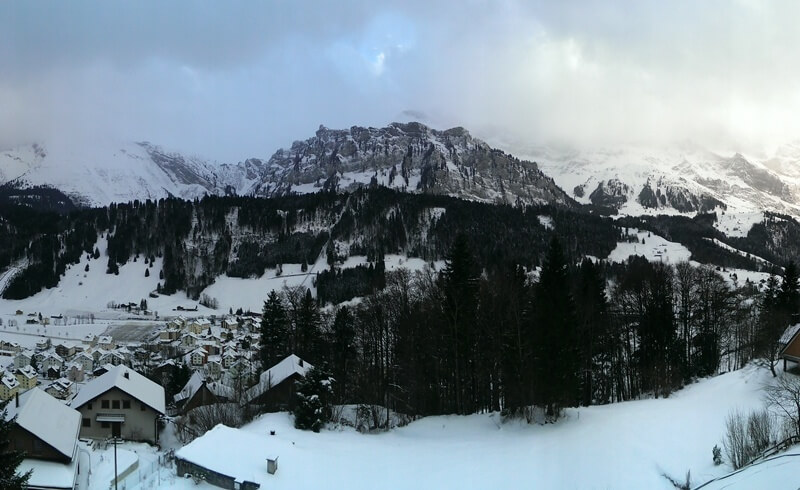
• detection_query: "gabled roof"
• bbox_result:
[70,365,165,414]
[174,371,234,404]
[245,354,312,403]
[5,388,81,460]
[780,324,800,345]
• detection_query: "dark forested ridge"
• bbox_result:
[1,187,799,303]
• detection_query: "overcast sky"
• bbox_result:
[2,1,800,161]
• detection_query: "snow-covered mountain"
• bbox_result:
[0,123,573,208]
[510,143,800,218]
[246,122,574,207]
[0,141,253,207]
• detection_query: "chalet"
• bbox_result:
[98,335,115,350]
[780,324,800,370]
[70,365,165,444]
[73,351,94,372]
[54,343,76,359]
[82,334,98,347]
[205,357,223,379]
[188,347,208,367]
[45,378,74,400]
[222,350,238,369]
[41,352,65,373]
[15,365,38,391]
[100,350,128,367]
[0,372,20,400]
[181,332,199,348]
[221,316,238,330]
[13,350,32,369]
[7,388,83,490]
[245,354,311,411]
[35,337,51,350]
[173,371,235,414]
[0,339,22,356]
[66,362,85,383]
[188,318,212,335]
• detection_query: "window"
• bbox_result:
[112,400,120,409]
[101,422,110,429]
[82,418,91,428]
[101,400,109,409]
[122,400,131,409]
[87,402,92,410]
[140,402,146,411]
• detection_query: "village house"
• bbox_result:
[7,388,83,490]
[54,342,76,359]
[74,351,95,372]
[98,335,116,350]
[188,318,212,335]
[245,354,311,411]
[35,337,51,351]
[780,324,800,370]
[70,365,165,444]
[0,372,20,400]
[45,377,74,400]
[13,350,32,369]
[66,361,85,383]
[204,357,223,379]
[173,371,235,414]
[15,365,38,391]
[83,334,98,347]
[181,332,199,348]
[0,339,22,356]
[188,347,208,367]
[41,352,65,373]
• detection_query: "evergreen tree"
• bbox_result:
[330,306,356,402]
[293,366,334,432]
[531,237,579,419]
[0,398,32,489]
[260,290,290,369]
[296,289,321,362]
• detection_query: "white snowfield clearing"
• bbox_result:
[146,365,780,490]
[608,228,692,264]
[697,450,800,490]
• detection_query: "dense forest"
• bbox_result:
[258,237,798,421]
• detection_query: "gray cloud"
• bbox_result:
[2,1,800,161]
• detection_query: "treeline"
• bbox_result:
[259,237,796,420]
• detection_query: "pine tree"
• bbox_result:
[296,289,321,362]
[293,366,334,432]
[260,290,290,370]
[331,306,356,402]
[0,398,32,489]
[531,236,579,419]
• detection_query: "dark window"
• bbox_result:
[140,402,146,411]
[101,400,109,409]
[87,402,92,410]
[82,418,91,428]
[122,400,131,409]
[112,400,120,409]
[101,421,110,428]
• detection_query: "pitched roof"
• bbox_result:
[5,388,81,459]
[245,354,312,403]
[780,324,800,345]
[70,365,165,414]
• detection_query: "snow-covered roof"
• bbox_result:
[175,424,273,484]
[246,354,312,402]
[5,388,81,459]
[780,324,800,344]
[174,371,235,404]
[70,365,165,414]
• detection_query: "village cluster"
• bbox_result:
[1,310,309,490]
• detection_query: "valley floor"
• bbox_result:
[85,364,785,490]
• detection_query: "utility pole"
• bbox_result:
[113,436,118,490]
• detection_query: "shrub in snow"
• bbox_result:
[723,408,781,469]
[712,444,722,465]
[293,366,334,432]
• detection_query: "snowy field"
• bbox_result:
[74,364,788,490]
[607,228,692,264]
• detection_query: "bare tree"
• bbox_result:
[765,374,800,437]
[187,403,246,435]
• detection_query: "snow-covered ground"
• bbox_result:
[69,364,789,490]
[608,228,692,264]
